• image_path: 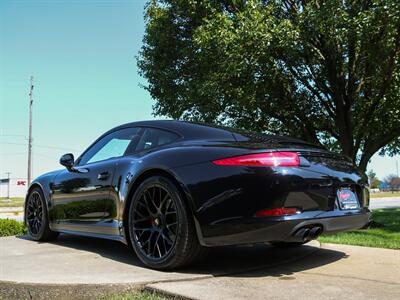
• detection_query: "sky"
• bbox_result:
[0,0,399,181]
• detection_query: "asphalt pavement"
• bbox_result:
[369,197,400,209]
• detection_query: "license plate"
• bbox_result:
[337,188,359,210]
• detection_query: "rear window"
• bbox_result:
[135,128,179,152]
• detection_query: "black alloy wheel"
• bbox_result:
[26,191,44,235]
[25,188,59,241]
[128,176,207,270]
[131,184,178,259]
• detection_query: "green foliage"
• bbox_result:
[0,197,24,208]
[367,170,377,179]
[138,0,400,171]
[385,174,400,190]
[104,290,173,300]
[367,169,381,188]
[370,178,381,189]
[319,208,400,249]
[0,219,26,237]
[370,191,400,197]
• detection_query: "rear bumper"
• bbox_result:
[199,209,371,247]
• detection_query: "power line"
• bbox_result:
[0,135,26,138]
[33,153,59,159]
[0,142,27,146]
[0,141,81,152]
[34,144,81,152]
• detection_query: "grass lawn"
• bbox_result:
[370,191,400,198]
[0,197,24,208]
[0,219,26,236]
[105,290,173,300]
[319,208,400,249]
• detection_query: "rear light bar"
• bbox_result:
[255,207,299,217]
[212,152,300,167]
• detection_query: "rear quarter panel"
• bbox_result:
[171,153,367,239]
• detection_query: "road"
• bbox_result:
[0,207,24,222]
[369,197,400,209]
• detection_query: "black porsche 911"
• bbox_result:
[25,120,371,269]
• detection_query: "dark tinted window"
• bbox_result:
[135,128,179,152]
[78,127,141,165]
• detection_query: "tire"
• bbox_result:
[25,187,59,241]
[128,176,207,270]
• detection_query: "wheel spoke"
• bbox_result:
[136,228,148,240]
[165,198,172,212]
[166,221,177,228]
[143,193,156,215]
[147,231,154,255]
[160,194,170,213]
[136,202,150,217]
[133,216,150,223]
[163,232,174,244]
[132,226,152,231]
[156,239,162,258]
[162,235,167,253]
[152,231,161,257]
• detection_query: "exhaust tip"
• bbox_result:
[308,226,322,239]
[294,228,307,239]
[293,225,323,242]
[302,228,311,241]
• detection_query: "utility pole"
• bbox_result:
[27,76,34,186]
[5,172,11,200]
[397,159,399,178]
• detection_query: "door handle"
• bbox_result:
[97,171,110,180]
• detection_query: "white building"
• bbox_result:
[0,178,28,198]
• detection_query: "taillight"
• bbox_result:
[212,152,300,167]
[255,207,299,217]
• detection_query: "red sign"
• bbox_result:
[17,181,26,186]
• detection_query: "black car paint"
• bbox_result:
[26,120,371,246]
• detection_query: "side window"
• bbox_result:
[78,127,141,165]
[135,128,179,152]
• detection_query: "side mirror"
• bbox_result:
[60,153,75,171]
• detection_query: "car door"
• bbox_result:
[50,127,142,235]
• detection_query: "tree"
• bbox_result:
[385,174,400,190]
[367,169,380,189]
[138,0,400,172]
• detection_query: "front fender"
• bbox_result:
[25,170,63,220]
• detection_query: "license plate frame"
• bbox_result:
[337,188,360,210]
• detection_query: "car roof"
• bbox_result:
[109,120,237,141]
[108,120,317,147]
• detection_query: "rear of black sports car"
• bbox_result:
[171,133,371,247]
[23,120,372,270]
